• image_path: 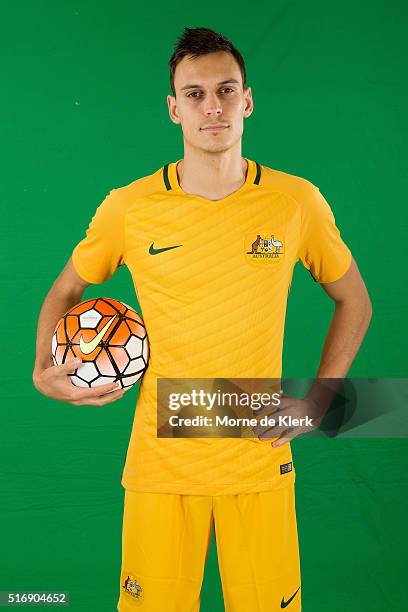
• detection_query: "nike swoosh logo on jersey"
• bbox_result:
[79,314,117,355]
[281,586,300,608]
[149,243,182,255]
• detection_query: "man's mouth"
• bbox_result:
[201,124,229,131]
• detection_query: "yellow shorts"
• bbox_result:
[117,484,301,611]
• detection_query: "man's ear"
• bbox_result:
[167,94,181,125]
[243,86,254,118]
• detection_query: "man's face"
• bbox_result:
[167,51,253,154]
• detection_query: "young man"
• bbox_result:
[33,27,372,611]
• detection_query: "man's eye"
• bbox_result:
[187,88,235,98]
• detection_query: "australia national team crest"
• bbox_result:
[245,232,285,265]
[122,572,144,604]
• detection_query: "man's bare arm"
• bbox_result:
[33,258,125,405]
[256,256,372,444]
[33,258,89,377]
[316,256,372,378]
[299,256,372,412]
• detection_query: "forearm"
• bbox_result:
[307,297,372,407]
[317,297,371,378]
[33,285,85,382]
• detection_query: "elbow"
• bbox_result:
[356,290,373,331]
[335,289,373,329]
[365,295,373,328]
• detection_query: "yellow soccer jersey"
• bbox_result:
[71,158,352,495]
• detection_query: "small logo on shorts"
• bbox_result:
[122,573,143,602]
[280,462,293,475]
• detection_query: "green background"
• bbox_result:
[2,1,407,610]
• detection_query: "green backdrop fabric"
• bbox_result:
[1,2,407,610]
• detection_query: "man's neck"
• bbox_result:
[176,149,248,201]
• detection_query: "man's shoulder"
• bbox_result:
[258,161,318,203]
[110,163,168,202]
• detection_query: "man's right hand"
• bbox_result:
[33,357,126,406]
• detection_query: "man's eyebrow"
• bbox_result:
[180,78,240,91]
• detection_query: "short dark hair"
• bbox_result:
[169,27,247,96]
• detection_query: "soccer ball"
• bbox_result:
[51,297,149,390]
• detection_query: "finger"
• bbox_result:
[272,427,305,447]
[253,407,297,436]
[72,380,122,399]
[253,396,284,415]
[257,424,290,440]
[73,388,125,406]
[60,357,82,374]
[254,397,295,417]
[253,403,281,419]
[271,436,291,447]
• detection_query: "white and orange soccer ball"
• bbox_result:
[51,297,149,390]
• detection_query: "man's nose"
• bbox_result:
[203,93,223,116]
